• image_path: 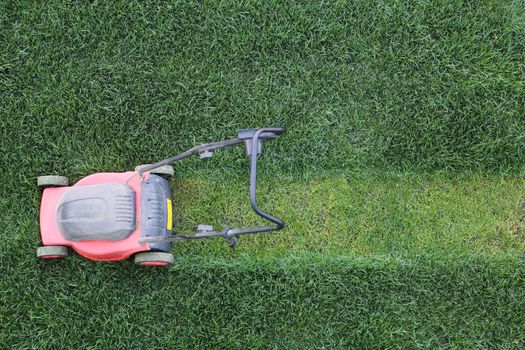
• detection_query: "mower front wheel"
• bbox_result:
[134,252,174,267]
[37,246,68,259]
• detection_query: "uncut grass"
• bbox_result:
[2,0,525,174]
[1,254,524,349]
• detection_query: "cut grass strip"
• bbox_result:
[1,254,523,349]
[169,173,525,258]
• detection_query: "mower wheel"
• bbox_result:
[135,164,174,178]
[37,175,69,187]
[37,246,68,259]
[134,252,174,267]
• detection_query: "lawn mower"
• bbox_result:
[37,127,286,266]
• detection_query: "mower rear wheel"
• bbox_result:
[134,252,174,266]
[37,246,68,259]
[135,164,174,178]
[37,175,69,187]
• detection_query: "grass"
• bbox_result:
[169,173,525,258]
[2,0,525,348]
[2,0,525,174]
[1,255,524,349]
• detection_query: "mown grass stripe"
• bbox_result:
[168,174,525,258]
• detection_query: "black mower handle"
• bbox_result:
[239,128,285,230]
[138,127,286,246]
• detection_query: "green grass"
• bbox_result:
[2,0,525,348]
[2,0,525,174]
[169,174,525,258]
[1,255,524,349]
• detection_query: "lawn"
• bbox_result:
[1,0,525,348]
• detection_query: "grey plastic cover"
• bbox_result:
[140,174,172,252]
[56,182,136,241]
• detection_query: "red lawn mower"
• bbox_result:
[37,127,286,266]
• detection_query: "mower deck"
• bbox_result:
[40,171,171,261]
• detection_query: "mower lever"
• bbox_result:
[195,224,214,236]
[228,235,239,248]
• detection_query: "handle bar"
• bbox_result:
[138,127,286,246]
